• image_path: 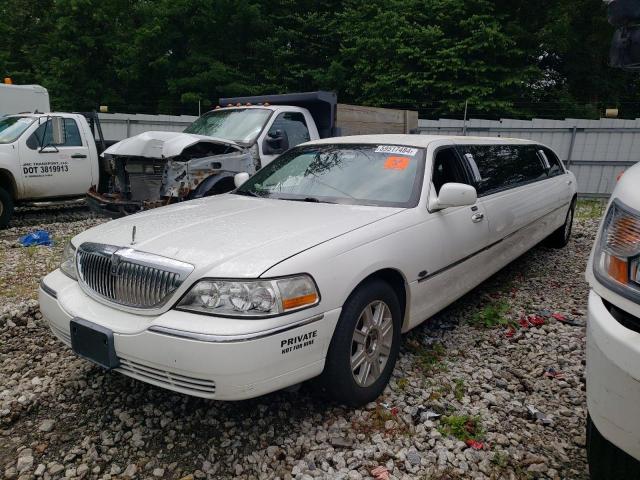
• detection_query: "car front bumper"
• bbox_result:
[39,269,340,400]
[587,289,640,461]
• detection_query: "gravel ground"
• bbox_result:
[0,203,603,480]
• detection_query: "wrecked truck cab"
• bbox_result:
[87,131,255,217]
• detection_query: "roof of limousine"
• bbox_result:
[304,134,539,147]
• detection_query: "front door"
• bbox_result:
[408,147,490,327]
[18,116,93,199]
[259,111,312,166]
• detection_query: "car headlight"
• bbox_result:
[176,274,320,317]
[60,241,78,280]
[594,199,640,301]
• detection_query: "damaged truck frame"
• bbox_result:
[87,91,418,216]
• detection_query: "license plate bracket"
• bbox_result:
[70,318,120,369]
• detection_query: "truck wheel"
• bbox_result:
[545,198,576,249]
[319,280,401,407]
[0,187,14,229]
[587,414,640,479]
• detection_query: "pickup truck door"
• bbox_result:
[407,146,491,327]
[17,116,93,199]
[258,110,317,166]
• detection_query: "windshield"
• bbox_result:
[0,116,35,144]
[184,108,272,144]
[235,144,426,207]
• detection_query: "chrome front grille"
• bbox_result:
[76,243,193,309]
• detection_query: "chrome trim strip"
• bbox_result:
[418,201,572,283]
[40,281,57,299]
[148,314,325,343]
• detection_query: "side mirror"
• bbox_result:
[50,117,65,145]
[263,129,289,155]
[234,172,250,188]
[430,183,477,210]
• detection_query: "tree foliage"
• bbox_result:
[0,0,637,118]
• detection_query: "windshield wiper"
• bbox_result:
[234,190,260,197]
[282,197,335,204]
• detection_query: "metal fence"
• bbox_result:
[418,117,640,197]
[97,113,198,141]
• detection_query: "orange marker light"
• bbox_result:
[283,293,318,310]
[3,77,12,84]
[607,255,629,284]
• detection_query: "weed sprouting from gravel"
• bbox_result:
[453,378,465,402]
[439,415,483,442]
[406,340,447,374]
[471,299,511,328]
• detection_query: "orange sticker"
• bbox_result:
[384,156,410,170]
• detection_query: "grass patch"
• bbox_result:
[576,199,606,220]
[471,299,511,328]
[406,341,446,374]
[351,401,411,436]
[438,415,483,442]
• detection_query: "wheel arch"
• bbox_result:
[189,171,237,199]
[0,169,17,199]
[350,268,410,331]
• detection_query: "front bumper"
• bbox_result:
[39,269,340,400]
[587,289,640,460]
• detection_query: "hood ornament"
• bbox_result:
[131,226,137,245]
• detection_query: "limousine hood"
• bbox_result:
[72,195,402,278]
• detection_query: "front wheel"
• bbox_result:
[0,187,14,229]
[319,280,402,406]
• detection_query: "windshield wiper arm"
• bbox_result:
[284,197,335,204]
[234,190,260,197]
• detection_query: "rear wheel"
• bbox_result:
[546,198,576,248]
[319,280,401,406]
[587,414,640,479]
[0,187,14,229]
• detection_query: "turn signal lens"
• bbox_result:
[595,199,640,300]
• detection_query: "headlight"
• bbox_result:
[60,241,78,280]
[594,199,640,300]
[176,274,320,317]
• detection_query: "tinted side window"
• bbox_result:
[540,147,564,177]
[26,118,83,150]
[461,145,547,196]
[269,112,310,148]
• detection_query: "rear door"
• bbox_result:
[456,143,559,247]
[17,116,93,198]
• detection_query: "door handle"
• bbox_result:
[71,153,87,159]
[471,212,484,223]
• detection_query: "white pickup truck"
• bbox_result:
[0,112,108,227]
[88,91,418,217]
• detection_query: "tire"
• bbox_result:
[319,279,402,407]
[587,414,640,479]
[545,198,576,248]
[0,187,14,229]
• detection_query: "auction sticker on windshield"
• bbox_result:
[375,145,418,156]
[384,156,410,170]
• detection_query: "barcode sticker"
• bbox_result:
[375,145,419,156]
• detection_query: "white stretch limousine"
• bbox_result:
[40,135,577,405]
